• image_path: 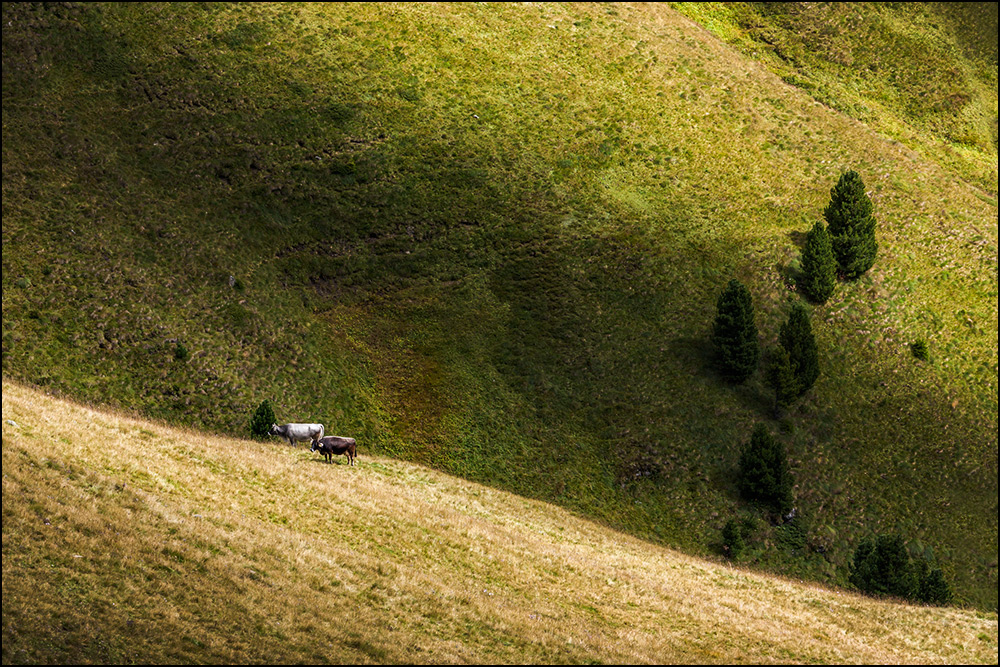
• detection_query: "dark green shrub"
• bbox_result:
[799,221,836,303]
[824,169,878,279]
[850,534,915,599]
[721,518,747,560]
[778,302,819,397]
[850,534,951,604]
[174,343,190,362]
[775,518,807,553]
[249,399,276,440]
[712,279,760,383]
[916,564,952,605]
[738,424,793,515]
[910,339,929,361]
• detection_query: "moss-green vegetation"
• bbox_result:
[3,2,997,611]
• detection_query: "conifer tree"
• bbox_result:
[850,533,953,604]
[738,424,793,515]
[917,566,952,605]
[779,302,819,397]
[799,221,836,303]
[824,169,878,279]
[712,279,759,383]
[721,518,747,560]
[850,534,916,599]
[248,399,276,440]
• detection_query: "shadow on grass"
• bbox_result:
[787,229,808,251]
[668,334,776,418]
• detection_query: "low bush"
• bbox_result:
[849,533,952,604]
[249,399,276,440]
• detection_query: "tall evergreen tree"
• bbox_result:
[712,279,759,383]
[824,169,878,279]
[779,302,819,397]
[799,221,836,303]
[738,424,793,515]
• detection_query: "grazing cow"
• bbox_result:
[269,423,324,447]
[311,435,357,466]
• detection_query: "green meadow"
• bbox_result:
[3,0,997,619]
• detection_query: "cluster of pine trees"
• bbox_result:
[799,169,879,303]
[713,169,878,403]
[711,280,819,416]
[712,170,951,605]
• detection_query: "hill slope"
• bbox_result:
[672,2,998,195]
[3,380,997,664]
[2,3,997,610]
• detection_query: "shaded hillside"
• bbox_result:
[2,3,997,609]
[3,381,997,664]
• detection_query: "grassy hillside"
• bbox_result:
[671,2,998,195]
[2,1,997,612]
[3,380,997,664]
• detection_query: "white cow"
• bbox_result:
[269,422,324,447]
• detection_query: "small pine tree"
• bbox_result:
[799,221,836,303]
[849,534,916,599]
[765,345,800,415]
[824,169,878,279]
[721,518,747,560]
[917,566,952,605]
[779,302,819,397]
[712,279,760,383]
[738,424,793,515]
[249,399,276,440]
[910,339,929,361]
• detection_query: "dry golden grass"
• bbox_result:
[3,378,997,664]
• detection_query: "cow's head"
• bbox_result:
[310,439,319,452]
[268,423,279,435]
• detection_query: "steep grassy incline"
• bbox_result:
[2,3,997,609]
[3,381,997,664]
[672,2,998,195]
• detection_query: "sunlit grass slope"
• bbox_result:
[671,2,998,195]
[3,380,997,664]
[2,3,997,610]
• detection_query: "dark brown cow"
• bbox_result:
[311,435,357,466]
